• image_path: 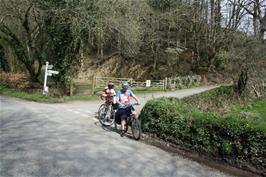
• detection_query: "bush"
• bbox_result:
[215,50,229,70]
[139,98,266,173]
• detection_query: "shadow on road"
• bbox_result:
[93,114,138,141]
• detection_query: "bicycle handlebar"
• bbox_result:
[117,103,140,107]
[100,96,105,101]
[131,103,140,106]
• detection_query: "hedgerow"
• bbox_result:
[139,97,266,173]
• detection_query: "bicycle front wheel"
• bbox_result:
[131,115,141,140]
[98,104,114,126]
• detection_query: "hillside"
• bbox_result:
[76,53,230,83]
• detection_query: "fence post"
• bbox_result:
[169,77,173,90]
[70,80,73,96]
[91,75,96,95]
[164,77,168,90]
[130,78,133,86]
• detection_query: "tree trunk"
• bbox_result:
[0,45,10,72]
[234,68,248,95]
[259,13,266,40]
[214,0,221,28]
[151,42,156,72]
[210,0,215,26]
[253,17,259,37]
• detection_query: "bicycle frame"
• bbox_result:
[101,95,114,104]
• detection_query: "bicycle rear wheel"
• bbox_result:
[98,104,114,126]
[131,115,141,140]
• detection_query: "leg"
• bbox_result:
[121,115,126,130]
[120,115,127,137]
[113,96,117,104]
[131,106,137,118]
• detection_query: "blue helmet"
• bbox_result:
[121,81,129,87]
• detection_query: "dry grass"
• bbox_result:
[0,72,30,89]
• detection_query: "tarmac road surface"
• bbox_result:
[0,86,233,177]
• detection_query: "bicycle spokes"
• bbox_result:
[131,118,141,140]
[99,104,114,126]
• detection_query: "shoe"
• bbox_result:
[120,130,125,137]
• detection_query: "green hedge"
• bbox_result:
[139,98,266,172]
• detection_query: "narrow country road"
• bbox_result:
[0,85,233,177]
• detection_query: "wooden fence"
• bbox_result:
[70,75,201,96]
[92,77,166,94]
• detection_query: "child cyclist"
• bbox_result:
[102,81,116,104]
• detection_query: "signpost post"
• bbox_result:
[146,80,151,87]
[42,61,59,96]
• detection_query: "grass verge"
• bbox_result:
[0,85,97,103]
[0,84,167,102]
[134,87,165,94]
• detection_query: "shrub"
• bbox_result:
[139,98,266,172]
[215,50,229,70]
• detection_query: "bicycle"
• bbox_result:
[98,96,115,126]
[115,103,142,140]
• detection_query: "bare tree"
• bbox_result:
[0,0,45,82]
[230,0,266,39]
[225,0,247,30]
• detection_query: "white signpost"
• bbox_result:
[42,61,59,96]
[48,70,59,75]
[41,65,53,70]
[146,80,151,87]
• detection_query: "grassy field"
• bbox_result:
[231,98,266,117]
[229,98,266,131]
[182,86,266,131]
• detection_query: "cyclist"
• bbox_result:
[102,81,116,104]
[116,81,140,137]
